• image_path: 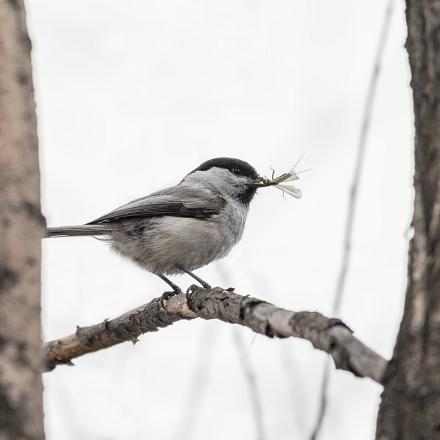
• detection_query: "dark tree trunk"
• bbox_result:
[0,0,45,438]
[376,1,440,438]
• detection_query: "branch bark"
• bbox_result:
[0,0,45,438]
[376,2,440,438]
[44,287,387,383]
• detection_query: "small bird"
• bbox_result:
[47,157,301,297]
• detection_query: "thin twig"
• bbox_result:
[172,325,220,440]
[278,345,310,434]
[43,286,388,384]
[222,267,266,439]
[310,362,331,440]
[232,327,266,440]
[218,265,266,440]
[172,272,226,440]
[247,267,309,435]
[173,266,266,440]
[310,1,395,438]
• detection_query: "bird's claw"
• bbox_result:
[160,289,182,308]
[185,284,200,296]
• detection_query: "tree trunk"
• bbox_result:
[376,1,440,438]
[0,0,45,438]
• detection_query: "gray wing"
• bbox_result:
[87,185,225,224]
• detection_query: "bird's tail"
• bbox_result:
[46,225,114,238]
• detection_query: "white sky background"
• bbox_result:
[26,0,413,439]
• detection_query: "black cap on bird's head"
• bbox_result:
[187,157,262,205]
[191,157,260,181]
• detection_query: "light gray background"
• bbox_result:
[27,1,413,438]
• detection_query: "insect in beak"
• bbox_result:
[250,166,304,199]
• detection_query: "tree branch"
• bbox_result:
[44,287,387,383]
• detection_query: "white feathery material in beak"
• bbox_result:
[255,165,303,199]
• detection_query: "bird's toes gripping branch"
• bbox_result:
[185,284,201,296]
[160,290,180,308]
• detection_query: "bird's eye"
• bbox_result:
[232,168,241,175]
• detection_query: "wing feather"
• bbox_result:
[87,185,225,224]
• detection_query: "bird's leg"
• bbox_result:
[157,274,183,306]
[180,269,212,289]
[157,274,183,293]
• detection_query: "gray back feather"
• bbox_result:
[87,185,225,225]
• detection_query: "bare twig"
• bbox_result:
[43,287,387,384]
[278,344,310,434]
[219,266,266,440]
[232,327,265,440]
[172,325,220,440]
[310,1,395,438]
[332,0,396,317]
[310,362,331,440]
[174,264,265,440]
[248,268,310,435]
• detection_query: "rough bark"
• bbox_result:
[0,1,45,439]
[44,287,387,383]
[376,1,440,438]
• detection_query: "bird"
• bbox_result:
[47,157,298,298]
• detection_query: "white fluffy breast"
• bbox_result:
[110,198,249,275]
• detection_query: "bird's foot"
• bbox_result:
[160,288,182,308]
[185,284,200,296]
